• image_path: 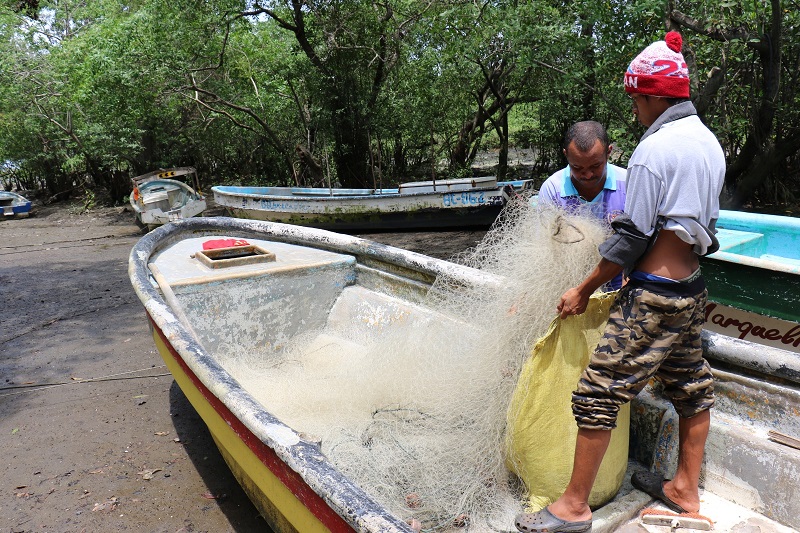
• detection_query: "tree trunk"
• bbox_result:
[725,136,800,208]
[497,112,509,181]
[326,85,371,188]
[671,0,783,207]
[295,144,324,185]
[332,117,371,188]
[392,133,407,178]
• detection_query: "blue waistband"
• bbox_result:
[627,270,705,298]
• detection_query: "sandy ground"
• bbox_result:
[0,202,486,533]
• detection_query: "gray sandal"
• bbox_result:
[515,507,592,532]
[631,470,688,514]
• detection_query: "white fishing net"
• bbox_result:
[220,195,612,531]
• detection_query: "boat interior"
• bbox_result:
[145,230,800,532]
[140,180,199,212]
[715,210,800,265]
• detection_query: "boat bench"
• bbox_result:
[158,240,359,360]
[713,228,800,268]
[291,191,377,197]
[324,285,464,342]
[715,228,765,254]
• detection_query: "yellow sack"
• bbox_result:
[506,292,629,510]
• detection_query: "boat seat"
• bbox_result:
[715,228,764,252]
[291,190,378,197]
[325,285,464,341]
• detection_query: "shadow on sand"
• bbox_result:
[169,381,272,532]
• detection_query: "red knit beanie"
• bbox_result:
[624,31,689,98]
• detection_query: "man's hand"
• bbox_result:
[558,287,590,319]
[557,258,623,319]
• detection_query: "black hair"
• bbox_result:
[665,97,691,106]
[563,120,609,152]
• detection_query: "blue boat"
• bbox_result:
[0,191,32,218]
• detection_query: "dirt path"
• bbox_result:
[0,203,485,533]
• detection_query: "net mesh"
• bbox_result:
[220,195,612,531]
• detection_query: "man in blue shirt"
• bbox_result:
[538,121,627,289]
[539,120,627,221]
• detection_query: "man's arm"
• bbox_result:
[557,258,623,319]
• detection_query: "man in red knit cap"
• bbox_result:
[515,32,725,533]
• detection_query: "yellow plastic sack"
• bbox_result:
[506,292,629,510]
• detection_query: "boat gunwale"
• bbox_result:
[702,330,800,385]
[704,250,800,276]
[128,216,501,532]
[211,184,507,202]
[718,208,800,232]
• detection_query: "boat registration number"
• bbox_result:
[442,191,497,207]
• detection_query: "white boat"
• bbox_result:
[211,177,534,231]
[128,217,800,533]
[130,167,206,229]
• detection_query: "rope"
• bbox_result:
[0,232,142,256]
[0,365,170,397]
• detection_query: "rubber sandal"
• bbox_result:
[631,471,688,514]
[515,506,592,532]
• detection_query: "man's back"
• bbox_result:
[629,117,723,229]
[626,107,725,278]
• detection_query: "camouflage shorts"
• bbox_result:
[572,280,715,430]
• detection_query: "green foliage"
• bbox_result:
[0,0,797,208]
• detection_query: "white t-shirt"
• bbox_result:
[625,111,725,256]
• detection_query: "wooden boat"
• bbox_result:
[130,167,206,229]
[128,217,800,532]
[0,190,32,218]
[211,177,534,231]
[702,209,800,353]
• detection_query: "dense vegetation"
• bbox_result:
[1,0,798,211]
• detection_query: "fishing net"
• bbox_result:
[219,194,616,531]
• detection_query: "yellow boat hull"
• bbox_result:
[152,322,349,533]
